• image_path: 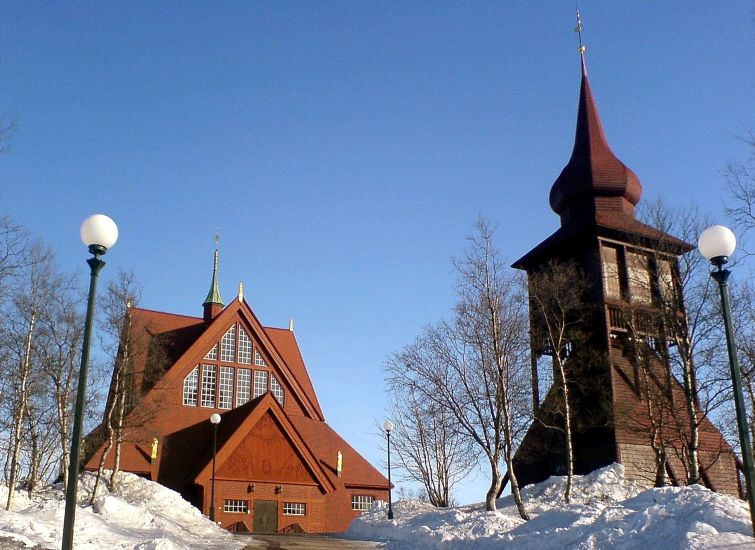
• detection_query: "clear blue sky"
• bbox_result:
[2,2,752,505]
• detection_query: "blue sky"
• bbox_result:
[2,2,752,504]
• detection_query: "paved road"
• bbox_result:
[239,533,384,549]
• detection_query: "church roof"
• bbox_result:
[159,393,388,492]
[125,304,325,420]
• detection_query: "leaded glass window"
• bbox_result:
[221,325,236,362]
[201,365,216,408]
[183,366,199,406]
[236,368,251,407]
[238,327,252,364]
[219,366,234,409]
[271,374,284,405]
[254,349,266,366]
[253,370,268,398]
[204,344,217,361]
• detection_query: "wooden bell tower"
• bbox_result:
[510,56,740,495]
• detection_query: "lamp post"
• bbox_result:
[383,419,394,520]
[699,225,755,536]
[210,413,221,522]
[62,214,118,550]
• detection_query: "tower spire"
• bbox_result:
[203,231,225,322]
[548,17,642,229]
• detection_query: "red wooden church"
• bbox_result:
[511,53,741,495]
[85,253,389,533]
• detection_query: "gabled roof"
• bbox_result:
[289,415,390,490]
[125,299,324,421]
[159,393,338,493]
[194,393,336,492]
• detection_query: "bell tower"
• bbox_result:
[511,34,739,494]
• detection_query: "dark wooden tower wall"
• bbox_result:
[511,58,739,495]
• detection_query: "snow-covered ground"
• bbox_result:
[2,465,753,549]
[348,464,755,549]
[0,471,252,549]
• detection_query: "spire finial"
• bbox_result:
[238,281,244,301]
[288,318,294,332]
[575,8,587,74]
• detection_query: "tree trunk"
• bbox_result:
[6,312,36,511]
[555,357,573,503]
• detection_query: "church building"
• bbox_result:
[511,51,740,495]
[84,252,390,533]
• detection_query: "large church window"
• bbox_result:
[201,365,217,408]
[221,325,236,362]
[237,368,251,406]
[219,366,234,409]
[253,370,268,398]
[271,375,284,405]
[183,366,199,406]
[601,245,621,300]
[627,252,652,305]
[238,327,252,364]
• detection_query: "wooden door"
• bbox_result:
[253,500,278,533]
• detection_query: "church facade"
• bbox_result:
[511,56,740,496]
[84,254,389,533]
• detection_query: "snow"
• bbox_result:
[347,464,755,549]
[2,465,753,549]
[0,471,254,549]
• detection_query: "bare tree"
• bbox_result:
[725,133,755,255]
[89,270,141,499]
[387,220,531,517]
[383,385,477,507]
[633,200,730,486]
[527,260,593,503]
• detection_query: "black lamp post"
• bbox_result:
[383,419,394,520]
[62,214,118,550]
[210,412,221,522]
[699,225,755,537]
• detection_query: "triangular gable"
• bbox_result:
[162,298,324,420]
[195,393,335,493]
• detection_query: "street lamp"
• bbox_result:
[699,225,755,537]
[383,419,394,520]
[210,413,221,523]
[62,214,118,550]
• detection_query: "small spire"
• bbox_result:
[238,281,244,301]
[288,318,294,332]
[203,235,224,321]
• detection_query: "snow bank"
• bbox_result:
[347,464,755,549]
[0,472,253,549]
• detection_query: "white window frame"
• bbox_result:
[271,375,284,405]
[351,495,374,511]
[254,349,266,366]
[253,370,269,398]
[224,499,249,513]
[182,366,199,406]
[201,364,217,408]
[282,502,306,516]
[221,325,237,362]
[204,344,218,361]
[238,326,252,364]
[236,368,251,407]
[218,366,234,409]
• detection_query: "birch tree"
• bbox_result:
[387,220,531,517]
